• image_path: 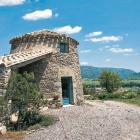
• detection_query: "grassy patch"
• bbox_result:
[97,91,137,100]
[83,79,140,106]
[1,115,58,140]
[113,97,140,107]
[83,80,100,88]
[0,131,25,140]
[96,90,140,106]
[39,115,57,127]
[28,115,58,130]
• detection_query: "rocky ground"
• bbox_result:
[24,101,140,140]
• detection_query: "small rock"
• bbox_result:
[40,107,49,112]
[47,98,54,102]
[0,125,7,135]
[10,111,19,124]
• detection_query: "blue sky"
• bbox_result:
[0,0,140,72]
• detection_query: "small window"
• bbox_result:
[59,43,69,53]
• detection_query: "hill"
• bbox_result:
[80,66,139,79]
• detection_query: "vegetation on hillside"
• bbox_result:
[81,66,140,79]
[83,79,140,89]
[83,70,140,106]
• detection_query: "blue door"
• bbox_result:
[61,77,73,105]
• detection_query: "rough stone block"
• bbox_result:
[0,125,7,135]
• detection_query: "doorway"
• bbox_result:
[61,77,73,105]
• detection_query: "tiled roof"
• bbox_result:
[10,29,79,45]
[0,48,53,68]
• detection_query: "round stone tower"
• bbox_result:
[9,30,84,105]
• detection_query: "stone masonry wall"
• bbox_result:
[17,43,83,104]
[0,66,11,96]
[10,30,83,105]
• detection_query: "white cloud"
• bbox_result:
[105,58,111,62]
[99,45,119,51]
[53,25,82,34]
[103,45,112,49]
[80,61,89,66]
[85,31,123,43]
[85,31,103,37]
[103,46,110,49]
[99,45,135,55]
[0,0,25,6]
[109,47,134,53]
[22,9,53,21]
[87,36,122,43]
[123,53,139,56]
[80,49,91,54]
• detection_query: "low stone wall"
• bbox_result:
[0,67,11,96]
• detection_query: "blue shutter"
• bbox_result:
[60,43,69,53]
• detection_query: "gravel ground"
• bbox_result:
[24,101,140,140]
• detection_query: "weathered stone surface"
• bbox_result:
[10,111,19,124]
[0,29,84,105]
[0,69,11,96]
[0,124,7,135]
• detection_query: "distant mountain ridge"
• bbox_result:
[80,66,140,79]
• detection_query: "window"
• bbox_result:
[59,43,69,53]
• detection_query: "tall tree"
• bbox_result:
[99,71,121,93]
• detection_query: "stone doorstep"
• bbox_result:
[63,104,74,107]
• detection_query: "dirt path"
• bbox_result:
[25,101,140,140]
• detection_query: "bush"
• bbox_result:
[99,71,121,93]
[122,80,140,88]
[0,96,7,123]
[121,92,137,99]
[28,115,57,130]
[39,115,56,127]
[98,93,108,100]
[98,92,120,100]
[0,96,5,106]
[97,91,137,100]
[136,89,140,95]
[28,123,41,130]
[5,72,43,131]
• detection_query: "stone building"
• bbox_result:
[0,30,83,105]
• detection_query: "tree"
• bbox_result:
[99,71,121,93]
[5,72,43,130]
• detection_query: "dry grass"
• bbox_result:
[0,131,25,140]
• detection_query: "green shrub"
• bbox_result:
[121,92,137,99]
[97,92,120,100]
[83,83,97,97]
[28,124,41,130]
[28,115,58,130]
[0,96,7,122]
[97,91,137,100]
[99,71,122,93]
[122,80,140,88]
[98,93,108,100]
[136,89,140,95]
[0,96,5,106]
[39,115,57,127]
[5,72,43,131]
